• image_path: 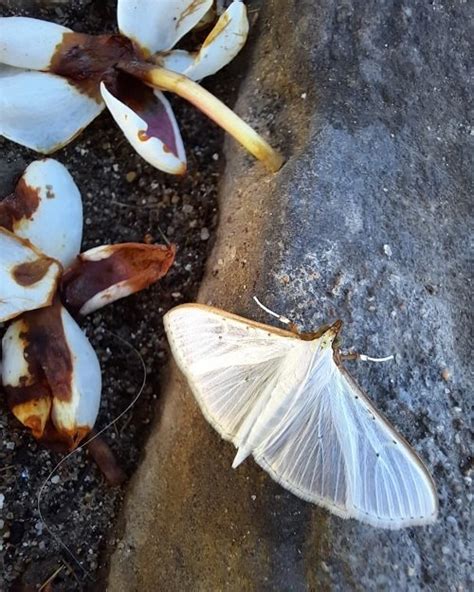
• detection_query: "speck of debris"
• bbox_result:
[441,368,451,381]
[0,1,231,589]
[383,244,393,257]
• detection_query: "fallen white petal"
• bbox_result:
[51,306,102,437]
[1,318,31,389]
[0,68,104,153]
[0,228,61,322]
[159,49,196,74]
[0,16,71,70]
[2,159,83,267]
[100,81,186,174]
[184,0,249,81]
[2,302,101,447]
[2,318,52,439]
[117,0,213,53]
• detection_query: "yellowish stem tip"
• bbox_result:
[121,63,284,173]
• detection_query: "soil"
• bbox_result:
[0,1,238,589]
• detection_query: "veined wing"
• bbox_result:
[164,303,305,445]
[253,349,438,529]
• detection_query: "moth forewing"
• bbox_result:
[164,303,438,529]
[164,303,303,446]
[334,362,439,524]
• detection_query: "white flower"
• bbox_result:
[0,1,282,174]
[1,159,175,449]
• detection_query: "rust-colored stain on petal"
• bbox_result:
[49,32,138,102]
[4,300,87,450]
[176,0,208,29]
[12,257,55,286]
[11,396,52,439]
[61,243,176,314]
[39,421,91,452]
[201,12,231,49]
[0,178,40,232]
[17,298,74,403]
[114,72,180,157]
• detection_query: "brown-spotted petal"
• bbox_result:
[0,227,61,322]
[0,158,83,267]
[1,299,102,450]
[0,16,72,70]
[117,0,213,54]
[100,79,186,174]
[61,242,176,315]
[169,0,249,81]
[0,67,104,153]
[1,317,52,439]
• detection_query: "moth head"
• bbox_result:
[303,320,343,351]
[318,320,343,351]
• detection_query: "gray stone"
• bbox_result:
[108,1,472,590]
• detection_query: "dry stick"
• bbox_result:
[0,464,15,473]
[36,330,147,580]
[38,564,65,592]
[119,62,285,173]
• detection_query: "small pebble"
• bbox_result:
[441,368,451,381]
[126,171,137,182]
[200,228,210,241]
[383,244,393,257]
[0,494,4,510]
[51,475,60,485]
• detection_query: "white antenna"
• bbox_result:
[359,354,394,363]
[253,296,291,326]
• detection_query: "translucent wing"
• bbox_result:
[253,354,438,528]
[164,304,304,445]
[165,304,438,529]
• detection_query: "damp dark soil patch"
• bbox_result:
[0,1,243,589]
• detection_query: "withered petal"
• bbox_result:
[0,67,104,153]
[61,242,176,315]
[0,16,72,70]
[0,158,83,267]
[0,227,61,322]
[160,1,249,81]
[117,0,213,54]
[100,79,186,174]
[1,299,101,450]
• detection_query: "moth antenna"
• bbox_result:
[253,296,291,326]
[359,353,394,363]
[37,330,147,581]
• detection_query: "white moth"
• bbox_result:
[164,303,438,529]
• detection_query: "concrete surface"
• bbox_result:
[107,1,472,590]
